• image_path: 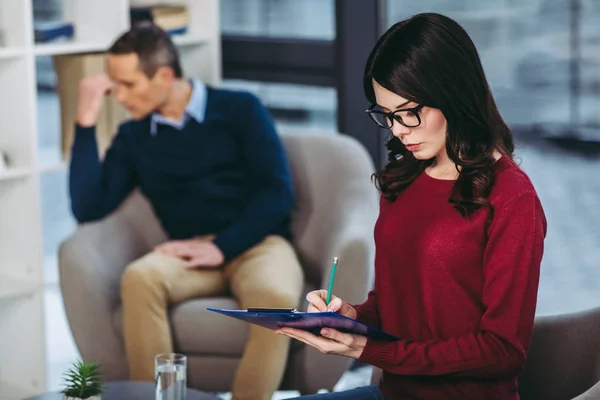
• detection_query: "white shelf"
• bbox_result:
[0,275,39,300]
[0,47,26,59]
[0,167,32,181]
[33,35,211,55]
[34,41,112,56]
[172,33,211,47]
[0,0,221,395]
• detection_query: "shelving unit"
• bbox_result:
[0,0,221,398]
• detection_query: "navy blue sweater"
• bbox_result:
[69,87,294,261]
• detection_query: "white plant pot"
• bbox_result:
[63,396,101,400]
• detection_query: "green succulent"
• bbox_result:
[61,360,103,398]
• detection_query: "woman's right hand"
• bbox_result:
[306,289,357,320]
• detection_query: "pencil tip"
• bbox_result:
[333,256,339,263]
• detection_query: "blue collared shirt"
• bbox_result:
[150,79,207,135]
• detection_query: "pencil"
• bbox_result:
[325,256,339,306]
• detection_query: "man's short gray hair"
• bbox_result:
[108,21,183,78]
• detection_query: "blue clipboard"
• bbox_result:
[207,308,399,341]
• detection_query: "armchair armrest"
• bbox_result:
[519,306,600,400]
[572,380,600,400]
[373,308,600,396]
[285,208,376,393]
[58,191,165,380]
[279,131,379,393]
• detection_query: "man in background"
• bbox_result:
[70,22,303,400]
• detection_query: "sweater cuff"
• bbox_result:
[359,339,396,370]
[74,123,96,135]
[212,236,243,263]
[353,304,379,328]
[73,124,97,146]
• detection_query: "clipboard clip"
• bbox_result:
[247,307,297,313]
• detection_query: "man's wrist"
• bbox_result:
[76,112,99,127]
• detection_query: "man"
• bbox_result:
[70,22,304,400]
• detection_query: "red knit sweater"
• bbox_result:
[355,157,547,399]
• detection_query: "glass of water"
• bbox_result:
[155,353,187,400]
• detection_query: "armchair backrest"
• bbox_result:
[105,130,379,287]
[280,130,379,285]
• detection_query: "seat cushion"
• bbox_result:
[112,283,315,356]
[113,297,249,356]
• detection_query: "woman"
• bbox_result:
[276,12,547,400]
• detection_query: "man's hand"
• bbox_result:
[306,289,357,320]
[77,74,114,127]
[154,239,225,268]
[275,327,367,359]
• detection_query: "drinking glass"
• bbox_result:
[155,353,187,400]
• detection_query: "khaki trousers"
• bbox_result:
[120,235,304,400]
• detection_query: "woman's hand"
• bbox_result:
[274,290,366,359]
[276,326,367,359]
[306,289,357,320]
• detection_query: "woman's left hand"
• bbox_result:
[275,327,367,359]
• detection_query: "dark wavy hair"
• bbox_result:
[365,13,514,227]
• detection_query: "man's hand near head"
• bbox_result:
[77,74,114,127]
[154,239,225,268]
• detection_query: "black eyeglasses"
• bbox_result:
[365,104,424,128]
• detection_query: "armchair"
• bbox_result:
[518,306,600,400]
[59,131,380,394]
[370,306,600,399]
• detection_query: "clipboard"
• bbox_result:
[207,308,399,341]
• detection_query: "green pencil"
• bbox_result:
[325,256,339,306]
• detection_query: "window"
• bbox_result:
[221,0,335,40]
[385,0,600,132]
[384,0,600,315]
[221,0,338,133]
[221,79,337,132]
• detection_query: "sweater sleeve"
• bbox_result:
[212,93,294,261]
[69,124,137,223]
[353,289,381,328]
[359,192,546,378]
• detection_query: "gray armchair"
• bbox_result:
[370,306,600,399]
[518,306,600,400]
[59,131,379,394]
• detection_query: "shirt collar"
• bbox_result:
[150,79,207,135]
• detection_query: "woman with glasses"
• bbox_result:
[278,12,547,400]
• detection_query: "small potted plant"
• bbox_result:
[61,360,103,400]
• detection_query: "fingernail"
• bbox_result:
[322,329,330,336]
